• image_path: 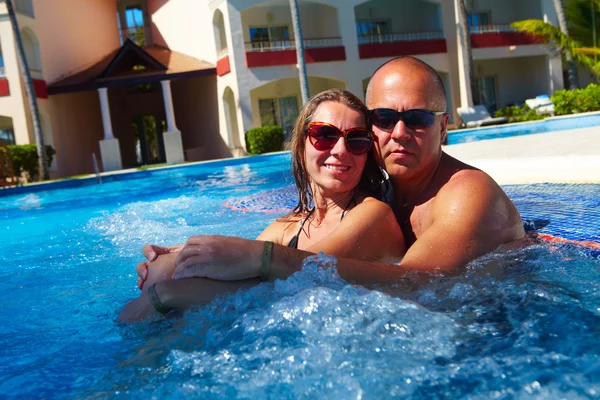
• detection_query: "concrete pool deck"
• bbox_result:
[443,126,600,184]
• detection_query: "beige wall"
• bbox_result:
[475,56,549,108]
[249,76,346,127]
[33,0,120,84]
[0,14,30,145]
[47,91,104,177]
[148,0,217,63]
[355,0,442,33]
[171,75,230,161]
[241,3,340,42]
[466,0,543,23]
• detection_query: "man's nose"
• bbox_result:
[391,119,411,141]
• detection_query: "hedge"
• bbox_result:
[245,125,285,155]
[0,144,55,183]
[494,83,600,123]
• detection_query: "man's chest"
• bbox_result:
[397,201,434,247]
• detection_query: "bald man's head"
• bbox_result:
[365,56,447,111]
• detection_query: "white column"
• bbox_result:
[97,87,122,171]
[98,88,115,140]
[161,80,178,132]
[160,80,184,164]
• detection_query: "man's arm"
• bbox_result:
[399,170,525,272]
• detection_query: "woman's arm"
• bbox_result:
[305,199,405,262]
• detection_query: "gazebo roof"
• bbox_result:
[48,40,216,95]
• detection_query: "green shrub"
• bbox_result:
[245,126,285,155]
[494,105,545,123]
[552,83,600,115]
[0,144,55,183]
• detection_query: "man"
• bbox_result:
[139,56,524,285]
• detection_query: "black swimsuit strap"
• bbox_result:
[340,194,358,221]
[287,208,315,249]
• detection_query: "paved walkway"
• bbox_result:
[443,126,600,184]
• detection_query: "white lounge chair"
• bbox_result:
[456,105,509,128]
[525,95,555,116]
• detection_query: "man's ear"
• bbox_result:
[439,114,450,145]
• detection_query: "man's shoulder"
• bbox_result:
[436,154,507,207]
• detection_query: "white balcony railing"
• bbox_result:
[357,31,444,45]
[469,24,518,34]
[245,37,343,52]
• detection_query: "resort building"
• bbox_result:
[0,0,564,178]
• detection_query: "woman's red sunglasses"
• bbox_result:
[306,122,374,155]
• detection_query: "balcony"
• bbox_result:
[358,31,447,59]
[245,38,346,68]
[469,24,544,48]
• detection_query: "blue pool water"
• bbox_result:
[1,153,599,399]
[447,112,600,145]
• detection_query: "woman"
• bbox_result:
[120,89,405,322]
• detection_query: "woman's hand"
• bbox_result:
[136,244,183,289]
[173,235,263,281]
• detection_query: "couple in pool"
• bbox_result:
[120,56,525,322]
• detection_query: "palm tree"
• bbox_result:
[511,19,600,78]
[565,0,599,66]
[5,0,48,181]
[457,0,480,106]
[554,0,580,88]
[289,0,309,105]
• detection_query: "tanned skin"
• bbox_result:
[129,57,525,321]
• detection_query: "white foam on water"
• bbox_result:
[85,195,220,255]
[132,254,459,398]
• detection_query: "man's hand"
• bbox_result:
[136,244,183,289]
[172,235,263,281]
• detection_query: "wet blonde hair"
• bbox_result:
[288,88,385,214]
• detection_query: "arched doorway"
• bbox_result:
[223,87,242,150]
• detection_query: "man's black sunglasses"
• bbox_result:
[369,108,446,130]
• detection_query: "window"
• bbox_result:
[249,26,290,50]
[119,6,147,46]
[0,129,15,145]
[356,20,390,38]
[467,12,490,27]
[258,96,299,138]
[476,76,498,113]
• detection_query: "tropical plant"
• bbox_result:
[512,0,600,83]
[564,0,600,48]
[555,0,580,88]
[494,105,546,122]
[5,0,49,181]
[0,144,55,183]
